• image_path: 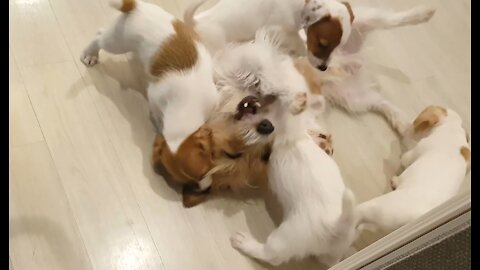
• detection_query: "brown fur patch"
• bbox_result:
[152,127,213,183]
[413,106,448,133]
[460,146,471,162]
[182,185,210,208]
[294,58,322,94]
[120,0,136,12]
[342,2,355,23]
[306,16,343,62]
[150,20,199,78]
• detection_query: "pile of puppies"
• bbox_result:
[81,0,471,267]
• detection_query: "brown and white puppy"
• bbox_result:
[152,95,275,207]
[355,106,470,234]
[81,0,219,158]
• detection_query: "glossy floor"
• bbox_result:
[9,0,471,269]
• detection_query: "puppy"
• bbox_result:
[355,106,470,234]
[81,0,219,160]
[184,0,353,68]
[230,91,356,267]
[298,5,436,134]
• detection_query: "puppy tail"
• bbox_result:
[109,0,137,13]
[183,0,208,27]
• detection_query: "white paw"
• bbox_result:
[80,53,98,67]
[230,232,256,253]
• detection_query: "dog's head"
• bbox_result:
[302,0,354,71]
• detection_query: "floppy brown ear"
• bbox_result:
[460,146,471,162]
[413,106,448,133]
[342,2,354,23]
[177,128,214,180]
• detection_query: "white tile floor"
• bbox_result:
[9,0,471,269]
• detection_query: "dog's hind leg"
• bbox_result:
[327,86,410,135]
[353,6,435,33]
[81,20,132,66]
[81,28,105,66]
[231,220,299,266]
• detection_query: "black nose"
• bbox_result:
[257,119,274,135]
[317,63,328,71]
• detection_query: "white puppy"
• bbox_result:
[356,106,471,233]
[80,0,219,153]
[230,92,356,267]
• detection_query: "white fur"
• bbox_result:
[81,0,219,152]
[356,108,470,234]
[231,100,356,267]
[213,29,311,117]
[185,0,308,56]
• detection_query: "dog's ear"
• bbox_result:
[460,146,471,162]
[342,2,354,23]
[176,128,214,180]
[413,106,448,134]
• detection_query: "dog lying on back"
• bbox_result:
[81,0,219,186]
[355,106,470,234]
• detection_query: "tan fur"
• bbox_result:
[294,58,323,94]
[182,190,210,208]
[152,113,269,192]
[342,2,355,23]
[119,0,136,13]
[152,127,213,183]
[150,20,199,78]
[306,16,343,61]
[460,146,471,162]
[413,106,448,133]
